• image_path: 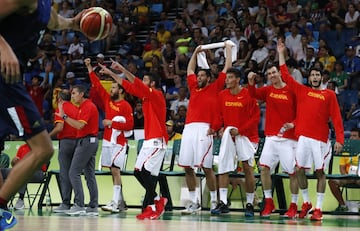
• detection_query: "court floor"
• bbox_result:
[8,208,360,231]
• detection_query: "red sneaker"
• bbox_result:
[298,202,312,219]
[136,206,159,220]
[310,208,323,221]
[260,198,275,217]
[283,203,297,219]
[155,197,168,217]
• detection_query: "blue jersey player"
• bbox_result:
[0,0,82,229]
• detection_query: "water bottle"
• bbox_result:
[45,193,51,210]
[277,126,286,137]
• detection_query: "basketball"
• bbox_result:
[80,7,113,41]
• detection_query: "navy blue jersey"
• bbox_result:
[0,0,51,69]
[0,0,51,139]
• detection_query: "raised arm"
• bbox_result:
[48,7,81,31]
[221,41,233,73]
[187,45,202,75]
[98,62,123,85]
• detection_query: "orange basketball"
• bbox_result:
[80,7,113,41]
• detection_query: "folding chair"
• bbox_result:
[25,161,51,209]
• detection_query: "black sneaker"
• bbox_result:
[245,203,254,217]
[211,201,230,215]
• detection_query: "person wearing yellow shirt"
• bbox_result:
[142,39,162,69]
[166,120,182,141]
[328,127,360,212]
[156,23,171,45]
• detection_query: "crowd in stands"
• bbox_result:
[17,0,360,141]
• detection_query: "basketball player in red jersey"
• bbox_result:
[179,42,233,214]
[98,61,168,220]
[278,38,344,221]
[248,64,299,218]
[211,68,260,217]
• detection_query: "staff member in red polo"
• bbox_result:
[49,89,79,213]
[57,84,99,216]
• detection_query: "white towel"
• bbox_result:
[196,40,237,69]
[218,126,237,174]
[110,116,133,144]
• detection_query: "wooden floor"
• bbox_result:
[8,208,360,231]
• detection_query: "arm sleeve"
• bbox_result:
[329,92,345,144]
[89,71,109,100]
[247,84,267,101]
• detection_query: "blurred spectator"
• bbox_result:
[264,16,280,45]
[209,24,224,43]
[133,100,144,129]
[248,23,267,50]
[155,12,175,32]
[67,34,84,67]
[175,28,192,56]
[286,0,302,19]
[285,22,302,59]
[165,75,183,103]
[203,1,219,32]
[320,70,332,90]
[26,68,50,117]
[234,39,252,69]
[162,41,176,64]
[142,38,162,70]
[175,52,188,77]
[58,0,75,18]
[273,4,292,28]
[171,16,188,40]
[250,37,269,71]
[344,3,359,31]
[169,86,189,121]
[156,23,171,45]
[1,143,47,210]
[173,105,187,134]
[286,58,304,84]
[330,61,349,91]
[127,61,144,79]
[261,48,278,73]
[64,71,81,91]
[52,48,67,80]
[298,45,316,79]
[325,0,345,30]
[231,26,247,50]
[318,45,336,72]
[339,45,360,90]
[166,120,182,141]
[162,60,179,88]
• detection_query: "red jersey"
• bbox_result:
[122,78,168,142]
[89,72,134,145]
[218,88,260,143]
[280,64,344,144]
[76,99,99,138]
[186,72,226,129]
[17,144,47,172]
[26,85,47,116]
[248,84,297,140]
[53,101,78,139]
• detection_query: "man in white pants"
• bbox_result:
[248,64,299,218]
[179,41,233,214]
[211,68,260,217]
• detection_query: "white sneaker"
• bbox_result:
[181,202,201,215]
[14,199,24,210]
[210,200,217,211]
[101,200,119,213]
